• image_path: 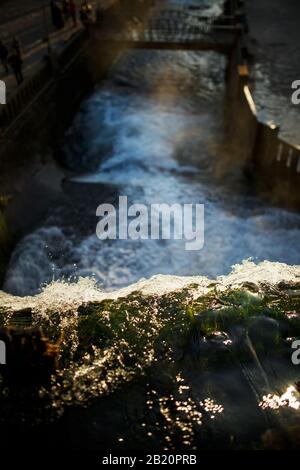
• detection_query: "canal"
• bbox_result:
[3,0,300,296]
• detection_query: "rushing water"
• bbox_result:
[4,53,300,295]
[3,1,300,296]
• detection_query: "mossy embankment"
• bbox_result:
[0,270,300,451]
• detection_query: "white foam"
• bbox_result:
[1,260,299,314]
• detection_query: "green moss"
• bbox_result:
[1,283,300,410]
[78,313,113,351]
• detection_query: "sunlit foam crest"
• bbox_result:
[0,260,300,314]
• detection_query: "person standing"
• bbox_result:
[95,2,102,22]
[69,0,77,27]
[79,5,89,27]
[0,40,9,74]
[50,0,56,26]
[50,0,65,30]
[62,0,70,21]
[81,1,92,19]
[8,49,24,85]
[11,36,22,58]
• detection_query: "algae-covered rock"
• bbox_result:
[0,264,300,451]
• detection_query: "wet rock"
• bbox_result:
[247,316,281,351]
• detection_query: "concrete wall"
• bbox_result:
[254,125,300,207]
[226,35,300,208]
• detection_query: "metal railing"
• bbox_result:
[0,28,90,132]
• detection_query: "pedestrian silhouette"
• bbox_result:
[11,36,22,58]
[69,0,77,27]
[62,0,70,20]
[50,0,65,30]
[0,40,9,74]
[8,49,24,85]
[79,6,89,27]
